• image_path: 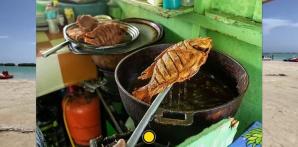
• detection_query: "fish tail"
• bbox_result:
[132,85,151,103]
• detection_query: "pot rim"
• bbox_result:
[115,43,249,113]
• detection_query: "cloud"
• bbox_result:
[0,35,9,39]
[263,18,298,34]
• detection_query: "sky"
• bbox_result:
[263,0,298,53]
[0,0,35,63]
[0,0,296,61]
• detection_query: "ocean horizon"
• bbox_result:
[263,52,298,61]
[1,66,35,80]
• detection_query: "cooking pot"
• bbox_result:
[90,53,128,71]
[115,44,249,144]
[66,41,131,71]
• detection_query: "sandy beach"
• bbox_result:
[0,80,35,147]
[263,61,298,146]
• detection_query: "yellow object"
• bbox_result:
[64,8,75,24]
[142,130,156,144]
[53,0,59,6]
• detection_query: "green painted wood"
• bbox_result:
[115,1,261,47]
[205,10,260,26]
[194,0,212,14]
[253,0,262,22]
[210,0,257,19]
[178,13,261,47]
[206,30,262,136]
[118,0,194,18]
[195,0,262,22]
[112,0,262,137]
[177,118,238,147]
[108,5,123,19]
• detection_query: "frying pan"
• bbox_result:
[42,20,140,57]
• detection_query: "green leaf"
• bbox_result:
[256,137,261,144]
[247,140,255,144]
[253,133,262,138]
[248,137,257,141]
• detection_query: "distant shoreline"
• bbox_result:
[262,52,298,61]
[263,52,298,54]
[0,63,36,67]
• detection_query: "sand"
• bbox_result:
[0,80,35,147]
[263,61,298,146]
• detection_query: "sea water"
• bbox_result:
[263,53,298,61]
[1,66,36,80]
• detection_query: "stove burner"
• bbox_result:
[97,68,119,96]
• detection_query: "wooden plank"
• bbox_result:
[253,0,262,22]
[178,12,262,47]
[116,0,261,47]
[118,0,194,18]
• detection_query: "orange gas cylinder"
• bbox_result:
[62,87,101,146]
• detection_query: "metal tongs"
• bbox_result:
[126,85,172,147]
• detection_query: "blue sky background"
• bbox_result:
[0,0,35,63]
[263,0,298,53]
[0,0,296,61]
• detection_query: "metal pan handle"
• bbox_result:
[41,41,69,57]
[154,110,194,126]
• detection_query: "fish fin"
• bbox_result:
[138,62,156,80]
[132,85,151,102]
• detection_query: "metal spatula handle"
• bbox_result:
[42,41,69,57]
[126,85,172,147]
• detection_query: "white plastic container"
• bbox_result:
[147,0,163,6]
[182,0,194,6]
[47,19,60,34]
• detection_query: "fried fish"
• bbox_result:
[132,38,212,103]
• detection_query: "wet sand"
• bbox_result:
[0,80,35,147]
[263,61,298,146]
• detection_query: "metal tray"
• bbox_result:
[42,20,140,57]
[68,18,164,55]
[64,20,140,50]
